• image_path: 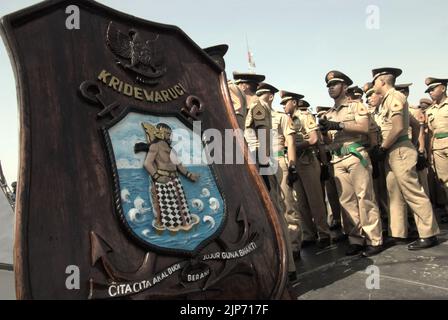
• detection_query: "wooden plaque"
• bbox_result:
[1,0,289,299]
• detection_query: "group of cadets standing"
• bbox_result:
[227,67,448,282]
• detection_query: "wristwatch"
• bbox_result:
[338,122,345,130]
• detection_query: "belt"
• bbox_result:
[275,150,285,157]
[157,169,177,178]
[332,142,368,167]
[434,132,448,139]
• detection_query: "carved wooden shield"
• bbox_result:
[1,0,289,299]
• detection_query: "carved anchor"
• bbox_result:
[181,95,205,121]
[90,231,155,282]
[79,80,121,119]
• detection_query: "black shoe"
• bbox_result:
[293,251,301,261]
[316,238,331,249]
[345,244,364,256]
[387,237,412,246]
[301,239,316,248]
[329,221,342,231]
[408,237,439,250]
[288,272,297,282]
[362,245,384,257]
[332,233,348,243]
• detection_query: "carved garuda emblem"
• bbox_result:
[106,21,166,85]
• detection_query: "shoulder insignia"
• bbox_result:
[252,104,266,120]
[357,103,368,116]
[390,102,404,112]
[390,92,405,112]
[307,114,317,129]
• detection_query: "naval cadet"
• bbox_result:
[271,93,302,278]
[371,68,439,249]
[425,77,448,224]
[282,93,331,248]
[319,70,383,257]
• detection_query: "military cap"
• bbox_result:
[425,77,448,93]
[203,44,228,57]
[419,98,433,108]
[316,106,331,113]
[325,70,353,87]
[395,83,413,90]
[279,90,305,105]
[372,67,403,82]
[233,72,265,85]
[297,99,310,109]
[347,85,364,98]
[363,82,375,97]
[256,82,279,96]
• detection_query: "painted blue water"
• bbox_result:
[118,166,225,252]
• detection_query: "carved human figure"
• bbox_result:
[141,123,200,232]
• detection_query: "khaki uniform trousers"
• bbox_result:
[276,157,303,256]
[271,158,298,273]
[295,156,331,240]
[333,151,383,246]
[385,141,440,238]
[326,169,354,236]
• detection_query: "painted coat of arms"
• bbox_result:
[105,112,225,255]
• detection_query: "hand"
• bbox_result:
[319,118,343,132]
[320,164,330,181]
[287,165,299,187]
[416,151,428,171]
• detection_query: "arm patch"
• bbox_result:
[307,114,318,129]
[357,103,368,116]
[252,104,266,120]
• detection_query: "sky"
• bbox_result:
[1,0,448,184]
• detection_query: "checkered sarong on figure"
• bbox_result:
[154,177,191,229]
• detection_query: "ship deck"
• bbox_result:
[290,216,448,300]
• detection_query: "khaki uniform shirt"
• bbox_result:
[377,88,410,143]
[245,98,272,152]
[427,97,448,151]
[271,110,295,154]
[325,99,370,163]
[227,81,247,117]
[291,109,319,164]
